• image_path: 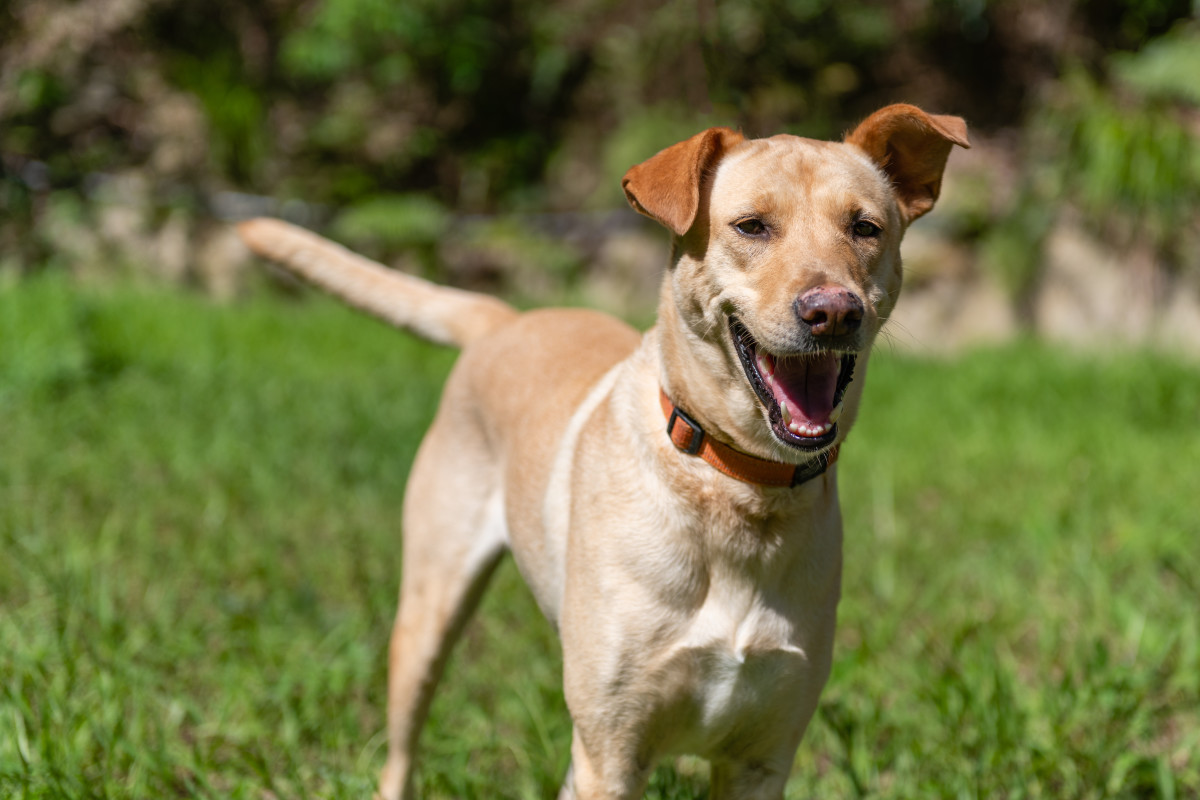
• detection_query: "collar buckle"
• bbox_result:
[659,388,838,489]
[666,405,705,455]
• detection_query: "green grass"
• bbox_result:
[1,274,1197,799]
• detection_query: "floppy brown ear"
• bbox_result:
[622,127,746,236]
[845,104,970,223]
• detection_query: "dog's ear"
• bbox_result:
[622,127,745,236]
[845,104,970,223]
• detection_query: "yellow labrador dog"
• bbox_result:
[239,103,967,800]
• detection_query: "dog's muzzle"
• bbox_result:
[729,317,855,451]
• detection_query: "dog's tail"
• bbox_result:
[237,217,518,348]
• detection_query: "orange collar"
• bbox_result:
[660,389,839,488]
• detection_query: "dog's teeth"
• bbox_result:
[781,403,792,428]
[786,414,834,438]
[829,402,844,424]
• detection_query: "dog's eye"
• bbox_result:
[852,220,881,238]
[734,218,767,237]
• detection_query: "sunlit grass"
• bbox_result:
[1,275,1197,798]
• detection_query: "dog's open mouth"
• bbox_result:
[730,317,856,451]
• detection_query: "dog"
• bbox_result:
[238,103,968,800]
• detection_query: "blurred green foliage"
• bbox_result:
[1114,22,1200,104]
[330,194,450,254]
[981,20,1200,303]
[170,53,268,183]
[0,0,1197,295]
[1057,70,1197,247]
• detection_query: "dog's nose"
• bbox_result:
[795,286,864,338]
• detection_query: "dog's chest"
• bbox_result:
[660,583,820,750]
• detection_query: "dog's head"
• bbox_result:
[624,104,969,459]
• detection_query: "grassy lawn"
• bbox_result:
[1,275,1197,799]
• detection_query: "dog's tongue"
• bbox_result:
[756,352,841,437]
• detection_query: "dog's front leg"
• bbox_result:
[556,726,653,800]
